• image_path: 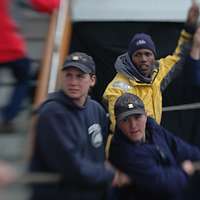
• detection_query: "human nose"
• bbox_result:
[140,54,147,62]
[129,118,137,129]
[69,75,78,85]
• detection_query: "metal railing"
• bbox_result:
[28,0,72,158]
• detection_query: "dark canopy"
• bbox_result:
[70,21,200,147]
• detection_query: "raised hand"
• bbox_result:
[186,2,199,26]
[190,26,200,59]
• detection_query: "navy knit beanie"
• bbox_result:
[128,33,156,57]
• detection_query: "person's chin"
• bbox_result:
[67,93,80,99]
[140,70,150,76]
[129,132,141,141]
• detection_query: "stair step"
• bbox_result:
[27,39,45,60]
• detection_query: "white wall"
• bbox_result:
[72,0,193,22]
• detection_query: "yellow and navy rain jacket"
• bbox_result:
[103,29,192,133]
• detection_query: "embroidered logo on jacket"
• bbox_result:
[88,124,103,148]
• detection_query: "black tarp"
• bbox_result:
[69,21,200,146]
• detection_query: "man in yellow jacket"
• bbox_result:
[103,3,199,133]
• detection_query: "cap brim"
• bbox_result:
[62,62,92,74]
[117,109,145,122]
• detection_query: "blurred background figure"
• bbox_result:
[0,0,31,133]
[185,26,200,87]
[181,20,200,148]
[169,25,200,148]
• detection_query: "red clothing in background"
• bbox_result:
[30,0,59,14]
[0,0,27,62]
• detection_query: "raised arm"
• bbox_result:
[190,26,200,59]
[160,2,200,91]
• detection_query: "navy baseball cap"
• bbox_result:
[114,93,145,122]
[62,52,96,74]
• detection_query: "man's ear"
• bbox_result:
[90,74,96,87]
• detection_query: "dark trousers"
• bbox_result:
[0,57,31,122]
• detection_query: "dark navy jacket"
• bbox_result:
[30,90,114,200]
[185,56,200,86]
[183,171,200,200]
[109,117,200,200]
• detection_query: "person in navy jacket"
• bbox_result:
[109,93,200,200]
[30,52,130,200]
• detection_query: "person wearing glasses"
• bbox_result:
[29,52,130,200]
[109,93,200,200]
